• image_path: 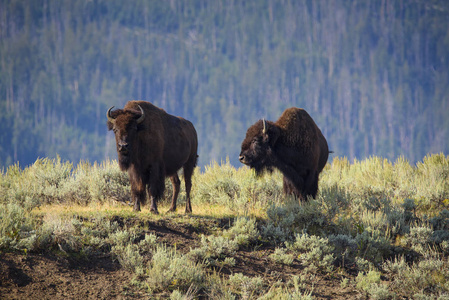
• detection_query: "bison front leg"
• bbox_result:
[283,177,295,195]
[130,181,146,212]
[147,163,166,214]
[167,174,181,212]
[304,169,319,199]
[276,163,306,199]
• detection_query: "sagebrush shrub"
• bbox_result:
[111,243,145,274]
[188,234,238,267]
[228,273,264,298]
[146,245,205,293]
[261,198,328,244]
[222,217,259,247]
[355,269,391,300]
[36,214,83,252]
[384,255,449,298]
[0,201,35,251]
[269,247,294,265]
[286,232,335,272]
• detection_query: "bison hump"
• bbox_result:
[275,108,318,149]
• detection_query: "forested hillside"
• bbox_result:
[1,0,448,168]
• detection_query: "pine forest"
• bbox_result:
[1,0,448,168]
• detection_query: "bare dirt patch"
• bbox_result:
[0,253,138,299]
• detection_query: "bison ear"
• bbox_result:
[263,123,280,146]
[107,121,114,131]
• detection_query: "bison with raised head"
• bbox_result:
[107,101,198,214]
[239,107,330,200]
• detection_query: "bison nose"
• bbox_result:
[239,155,245,163]
[118,142,129,152]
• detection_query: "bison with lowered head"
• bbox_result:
[107,101,198,214]
[239,107,329,200]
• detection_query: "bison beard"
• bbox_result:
[117,152,130,170]
[107,101,198,214]
[239,108,330,201]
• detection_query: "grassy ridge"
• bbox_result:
[1,154,449,298]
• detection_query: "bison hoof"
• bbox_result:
[150,208,159,215]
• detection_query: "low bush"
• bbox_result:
[286,232,335,272]
[384,254,449,298]
[228,273,264,298]
[269,247,294,265]
[146,244,206,294]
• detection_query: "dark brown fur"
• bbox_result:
[107,101,198,214]
[239,107,329,200]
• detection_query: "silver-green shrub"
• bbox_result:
[355,269,392,299]
[384,254,449,298]
[188,234,238,267]
[0,201,35,251]
[146,244,206,293]
[286,232,335,272]
[269,247,294,265]
[222,217,259,247]
[228,273,264,298]
[261,198,328,244]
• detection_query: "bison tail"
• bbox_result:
[329,151,334,154]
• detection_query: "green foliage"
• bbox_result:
[188,234,238,267]
[188,216,259,268]
[0,201,34,251]
[356,269,391,299]
[193,159,282,211]
[222,217,259,247]
[259,276,314,300]
[228,273,264,298]
[146,245,206,294]
[415,154,449,209]
[286,233,335,272]
[323,154,449,214]
[261,198,328,244]
[1,154,448,298]
[384,255,449,298]
[269,247,294,265]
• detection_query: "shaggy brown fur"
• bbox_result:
[107,101,198,214]
[239,107,329,200]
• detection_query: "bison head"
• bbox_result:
[107,105,145,171]
[239,119,280,175]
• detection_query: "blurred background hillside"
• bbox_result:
[1,0,448,168]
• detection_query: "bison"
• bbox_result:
[239,107,330,200]
[107,101,198,214]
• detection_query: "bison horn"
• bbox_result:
[136,105,145,124]
[262,118,267,134]
[107,106,116,123]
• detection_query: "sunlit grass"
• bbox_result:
[31,201,266,221]
[32,202,138,219]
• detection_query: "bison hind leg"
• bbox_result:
[147,164,166,214]
[182,158,196,214]
[167,174,181,213]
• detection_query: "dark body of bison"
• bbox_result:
[107,100,198,214]
[239,107,329,200]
